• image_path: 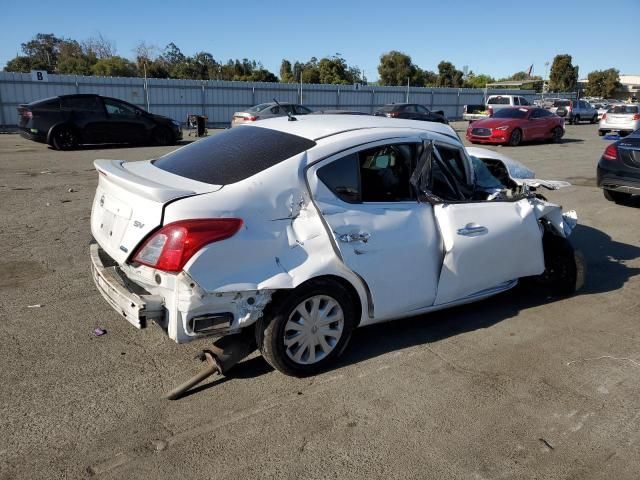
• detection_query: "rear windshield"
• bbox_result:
[247,103,273,113]
[553,100,571,107]
[608,105,638,114]
[487,97,510,105]
[492,108,529,119]
[153,126,316,185]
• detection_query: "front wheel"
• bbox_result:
[257,279,356,376]
[508,128,522,146]
[152,126,175,146]
[572,115,580,125]
[551,126,563,143]
[535,234,583,295]
[590,114,597,124]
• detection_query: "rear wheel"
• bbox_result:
[51,125,78,150]
[257,279,356,376]
[152,126,175,146]
[598,130,605,137]
[573,115,580,125]
[508,128,522,146]
[603,189,632,203]
[551,126,563,143]
[590,114,597,124]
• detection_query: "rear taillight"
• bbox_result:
[633,114,640,120]
[388,112,400,118]
[568,102,573,112]
[132,218,243,272]
[602,144,618,161]
[602,113,607,120]
[245,116,257,121]
[488,106,493,116]
[21,110,33,119]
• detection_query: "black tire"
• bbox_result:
[152,126,175,146]
[257,278,356,377]
[590,114,597,124]
[551,126,563,143]
[573,115,580,125]
[51,125,78,150]
[603,189,631,204]
[508,128,522,147]
[536,234,580,296]
[598,130,605,137]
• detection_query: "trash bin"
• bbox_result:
[196,116,206,137]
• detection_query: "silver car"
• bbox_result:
[551,99,598,124]
[231,102,312,127]
[599,104,640,136]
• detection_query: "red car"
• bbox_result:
[466,107,565,146]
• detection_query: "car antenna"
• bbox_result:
[273,98,297,121]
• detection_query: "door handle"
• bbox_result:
[457,223,488,237]
[337,232,371,243]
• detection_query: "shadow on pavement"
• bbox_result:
[220,224,640,381]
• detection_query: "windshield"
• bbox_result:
[378,105,399,112]
[492,108,529,119]
[247,103,273,113]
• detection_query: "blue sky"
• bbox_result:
[2,0,638,80]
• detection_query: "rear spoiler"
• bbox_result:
[94,159,196,203]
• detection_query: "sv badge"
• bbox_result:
[133,220,145,228]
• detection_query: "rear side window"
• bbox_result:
[609,105,638,114]
[60,96,102,112]
[317,153,360,203]
[154,126,316,185]
[33,99,60,111]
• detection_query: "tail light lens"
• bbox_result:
[245,116,257,121]
[632,114,640,120]
[20,110,33,119]
[488,106,493,116]
[602,144,618,161]
[602,113,607,120]
[388,112,400,118]
[132,219,243,272]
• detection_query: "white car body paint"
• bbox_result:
[90,115,577,344]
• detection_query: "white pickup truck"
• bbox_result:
[463,95,532,122]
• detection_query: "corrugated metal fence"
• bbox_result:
[0,71,545,129]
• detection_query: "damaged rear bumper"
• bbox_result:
[90,243,165,329]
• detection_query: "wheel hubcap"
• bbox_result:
[284,295,344,365]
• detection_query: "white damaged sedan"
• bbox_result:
[90,115,582,376]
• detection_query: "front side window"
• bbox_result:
[416,105,430,114]
[520,97,530,106]
[295,105,312,115]
[488,97,510,105]
[104,99,137,117]
[317,143,417,203]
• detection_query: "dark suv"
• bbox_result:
[374,103,448,124]
[17,94,182,150]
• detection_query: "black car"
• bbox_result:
[597,129,640,204]
[17,94,182,150]
[374,103,448,124]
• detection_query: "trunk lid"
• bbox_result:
[91,159,221,264]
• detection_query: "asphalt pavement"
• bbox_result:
[0,123,638,479]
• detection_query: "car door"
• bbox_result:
[416,105,433,121]
[102,98,148,143]
[307,139,443,321]
[60,95,107,143]
[527,109,547,139]
[415,142,545,305]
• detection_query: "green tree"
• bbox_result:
[4,56,33,72]
[549,54,579,92]
[91,56,137,77]
[436,61,464,88]
[377,50,420,86]
[280,59,295,82]
[463,72,495,88]
[57,40,96,75]
[20,33,61,72]
[585,69,620,98]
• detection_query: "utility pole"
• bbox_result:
[406,77,410,103]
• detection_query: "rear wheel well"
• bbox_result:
[263,275,364,328]
[47,123,79,146]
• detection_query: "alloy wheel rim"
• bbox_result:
[58,130,75,148]
[284,295,344,365]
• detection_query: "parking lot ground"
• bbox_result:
[0,123,639,480]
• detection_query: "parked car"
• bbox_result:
[17,94,182,150]
[311,109,370,115]
[598,104,640,136]
[549,99,598,124]
[90,114,582,376]
[462,104,489,122]
[374,103,448,124]
[597,128,640,203]
[463,95,532,122]
[231,102,312,127]
[592,103,609,120]
[466,107,564,146]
